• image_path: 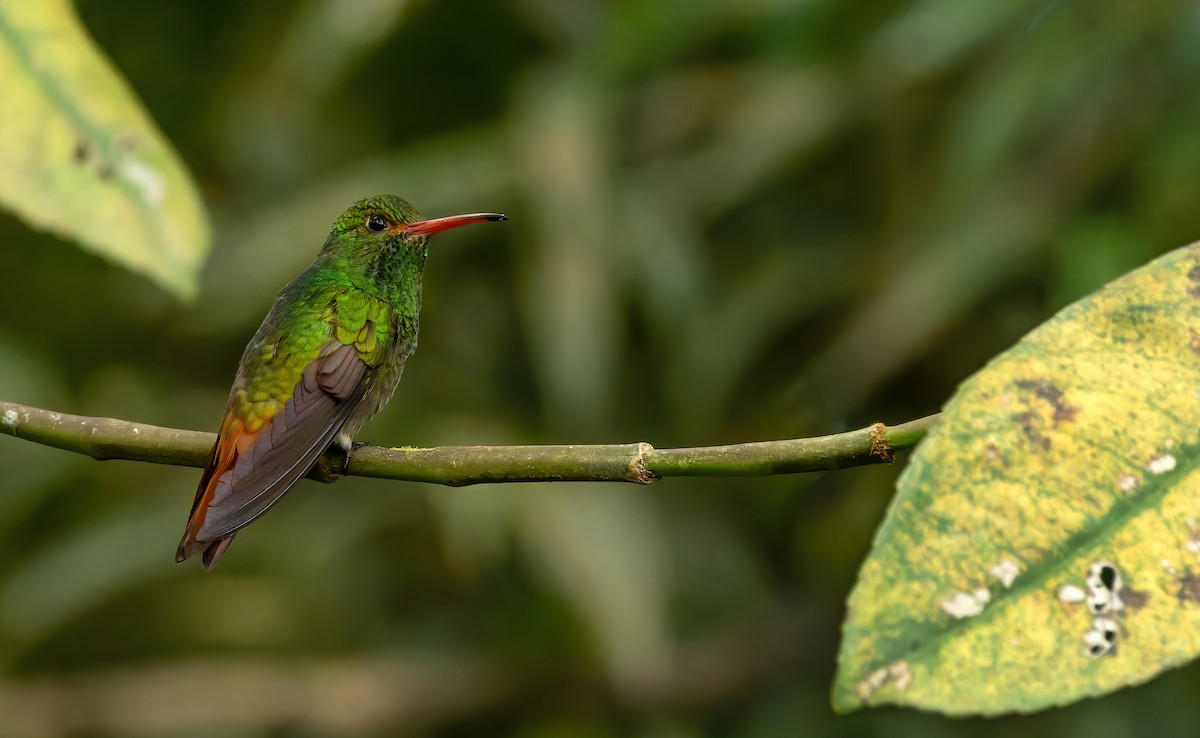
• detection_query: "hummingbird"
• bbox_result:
[177,195,507,568]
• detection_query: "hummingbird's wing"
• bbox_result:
[176,339,371,568]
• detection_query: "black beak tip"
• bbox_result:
[489,214,509,222]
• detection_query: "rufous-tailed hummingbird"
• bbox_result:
[177,195,506,568]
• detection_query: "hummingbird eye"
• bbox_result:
[366,214,388,233]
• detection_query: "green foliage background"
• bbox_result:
[2,0,1199,734]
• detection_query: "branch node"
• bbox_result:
[868,422,894,464]
[627,442,659,484]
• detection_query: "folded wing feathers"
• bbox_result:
[197,341,369,540]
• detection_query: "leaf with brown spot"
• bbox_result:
[0,1,209,298]
[1187,265,1200,299]
[835,242,1200,715]
[1175,573,1200,604]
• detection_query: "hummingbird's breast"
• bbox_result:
[340,308,418,444]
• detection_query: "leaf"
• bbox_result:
[0,0,209,299]
[834,242,1200,715]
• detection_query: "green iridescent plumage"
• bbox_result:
[177,195,506,568]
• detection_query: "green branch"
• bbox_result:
[0,399,938,486]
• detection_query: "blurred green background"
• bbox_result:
[2,0,1200,735]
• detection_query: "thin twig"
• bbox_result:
[0,400,938,487]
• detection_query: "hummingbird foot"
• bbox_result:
[342,441,369,474]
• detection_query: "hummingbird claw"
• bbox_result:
[343,441,369,474]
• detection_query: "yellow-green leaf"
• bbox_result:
[835,242,1200,715]
[0,0,208,298]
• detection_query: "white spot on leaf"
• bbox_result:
[1058,584,1086,603]
[1148,454,1177,475]
[941,589,990,619]
[118,158,165,206]
[1186,519,1200,554]
[1085,561,1125,614]
[1087,561,1123,595]
[1,409,17,426]
[1083,617,1119,659]
[1118,472,1138,493]
[856,667,890,700]
[856,661,913,699]
[1083,627,1114,658]
[1087,589,1123,614]
[889,660,913,691]
[990,558,1021,588]
[1093,616,1119,638]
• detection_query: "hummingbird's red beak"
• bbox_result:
[403,212,508,237]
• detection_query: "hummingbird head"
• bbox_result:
[329,195,507,260]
